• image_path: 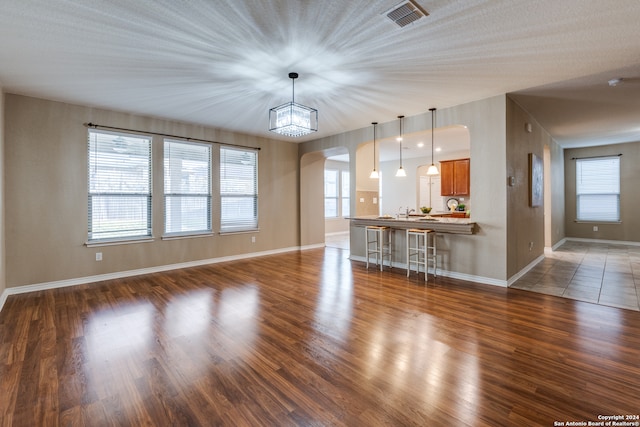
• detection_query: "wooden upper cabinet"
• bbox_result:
[440,158,470,196]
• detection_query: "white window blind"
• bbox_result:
[576,156,620,222]
[164,140,212,235]
[220,147,258,231]
[88,130,152,241]
[341,170,350,217]
[324,169,338,218]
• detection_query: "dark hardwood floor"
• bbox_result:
[1,247,639,426]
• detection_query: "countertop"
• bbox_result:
[348,215,476,234]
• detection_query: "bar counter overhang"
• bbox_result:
[349,215,476,235]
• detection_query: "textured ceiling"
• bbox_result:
[1,0,640,147]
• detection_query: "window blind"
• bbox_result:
[164,140,212,235]
[324,169,338,218]
[88,130,152,241]
[341,171,350,217]
[576,156,620,222]
[220,147,258,231]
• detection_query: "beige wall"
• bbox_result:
[505,97,563,278]
[0,87,5,297]
[548,139,565,247]
[300,95,509,283]
[564,141,640,241]
[4,94,299,288]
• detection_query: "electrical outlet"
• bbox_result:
[251,236,256,243]
[593,226,598,232]
[529,242,534,251]
[96,252,102,261]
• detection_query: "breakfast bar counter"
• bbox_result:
[349,215,476,235]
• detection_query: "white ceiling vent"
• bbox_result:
[385,1,429,28]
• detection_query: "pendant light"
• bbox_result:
[395,115,406,177]
[426,108,439,175]
[269,72,318,137]
[369,122,379,179]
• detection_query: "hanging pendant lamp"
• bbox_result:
[269,72,318,137]
[426,108,439,175]
[370,122,379,179]
[396,115,407,177]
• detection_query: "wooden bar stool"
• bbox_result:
[365,225,392,271]
[406,228,437,280]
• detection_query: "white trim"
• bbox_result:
[86,237,155,247]
[507,254,545,287]
[301,243,326,250]
[350,255,508,287]
[0,245,303,310]
[0,290,9,314]
[544,237,567,254]
[565,237,640,247]
[325,231,349,237]
[161,232,215,241]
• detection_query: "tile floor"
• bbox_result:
[325,232,350,250]
[511,240,640,311]
[326,234,640,311]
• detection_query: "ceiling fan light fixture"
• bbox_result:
[269,72,318,137]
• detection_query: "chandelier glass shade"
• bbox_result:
[269,73,318,137]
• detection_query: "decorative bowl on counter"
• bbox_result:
[420,206,432,214]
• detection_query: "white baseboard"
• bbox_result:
[349,255,508,287]
[507,254,545,287]
[545,237,567,254]
[0,245,308,313]
[565,237,640,247]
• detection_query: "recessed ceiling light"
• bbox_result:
[435,147,442,152]
[417,142,424,148]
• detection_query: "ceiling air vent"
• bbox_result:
[386,0,429,28]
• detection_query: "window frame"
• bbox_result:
[220,146,259,233]
[163,139,213,238]
[575,155,621,223]
[87,129,153,244]
[324,169,339,218]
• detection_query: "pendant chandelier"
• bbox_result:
[426,108,439,175]
[269,72,318,137]
[370,122,379,179]
[396,115,406,177]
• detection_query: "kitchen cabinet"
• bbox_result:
[440,158,470,196]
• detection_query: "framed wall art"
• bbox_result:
[529,152,543,207]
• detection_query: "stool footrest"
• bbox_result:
[406,229,437,280]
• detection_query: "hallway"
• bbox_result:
[511,240,640,311]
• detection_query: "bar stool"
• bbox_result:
[365,225,392,271]
[406,228,437,280]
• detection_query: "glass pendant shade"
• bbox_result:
[396,115,406,177]
[370,122,379,179]
[269,73,317,137]
[428,107,439,175]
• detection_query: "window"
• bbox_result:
[220,147,258,232]
[576,156,620,222]
[341,171,350,217]
[88,130,152,241]
[324,170,338,218]
[324,169,350,218]
[164,140,212,235]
